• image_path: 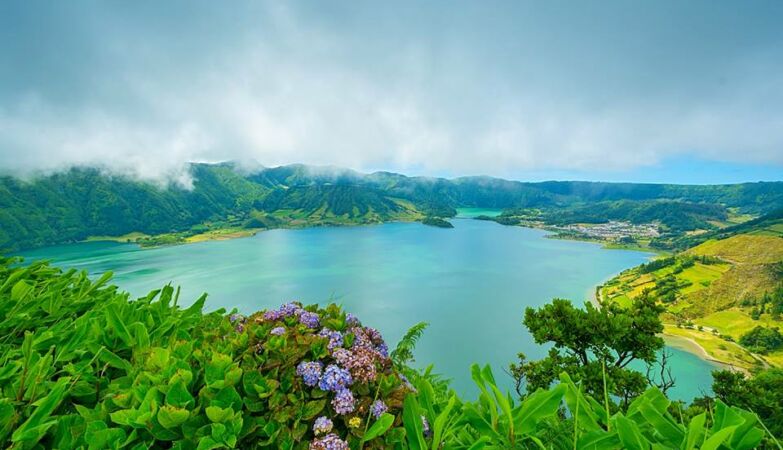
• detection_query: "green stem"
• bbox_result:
[602,360,610,431]
[573,380,581,450]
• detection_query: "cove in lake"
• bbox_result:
[18,211,720,400]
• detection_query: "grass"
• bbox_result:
[698,308,780,340]
[678,263,730,295]
[599,260,729,305]
[85,231,151,243]
[185,227,262,243]
[689,234,783,264]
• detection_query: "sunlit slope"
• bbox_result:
[599,229,783,370]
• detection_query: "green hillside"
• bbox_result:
[257,185,422,225]
[599,227,783,370]
[2,163,783,252]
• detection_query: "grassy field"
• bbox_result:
[599,259,730,306]
[688,234,783,264]
[85,231,151,243]
[698,308,780,338]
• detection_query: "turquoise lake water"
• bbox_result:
[17,213,719,400]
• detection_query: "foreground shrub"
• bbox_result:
[0,258,407,449]
[406,365,769,450]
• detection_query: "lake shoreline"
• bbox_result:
[85,215,741,382]
[661,333,744,374]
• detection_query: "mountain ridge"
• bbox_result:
[2,162,783,252]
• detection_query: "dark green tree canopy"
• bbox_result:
[511,296,665,405]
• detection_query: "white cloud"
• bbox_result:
[0,1,781,182]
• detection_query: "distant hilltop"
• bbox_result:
[1,162,782,252]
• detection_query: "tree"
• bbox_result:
[712,368,783,442]
[510,295,665,408]
[739,326,783,354]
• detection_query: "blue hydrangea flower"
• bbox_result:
[270,326,286,336]
[331,388,355,415]
[296,361,323,387]
[318,364,353,392]
[313,416,333,435]
[299,311,320,329]
[318,328,344,350]
[370,400,388,419]
[377,342,389,358]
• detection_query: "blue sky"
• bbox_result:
[1,0,782,184]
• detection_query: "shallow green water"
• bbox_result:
[18,214,719,400]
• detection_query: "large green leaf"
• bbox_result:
[515,384,566,436]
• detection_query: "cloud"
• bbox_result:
[1,0,782,183]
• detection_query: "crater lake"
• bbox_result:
[17,211,719,400]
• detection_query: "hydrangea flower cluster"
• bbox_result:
[313,416,333,435]
[299,311,320,328]
[318,364,353,392]
[309,433,349,450]
[332,347,378,383]
[318,328,344,350]
[370,400,388,419]
[297,361,324,387]
[331,388,355,415]
[345,313,360,327]
[254,301,412,447]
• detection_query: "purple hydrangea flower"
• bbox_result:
[319,328,344,350]
[270,326,286,336]
[331,388,355,415]
[333,347,377,383]
[377,342,389,358]
[263,309,282,321]
[296,361,323,387]
[313,416,333,435]
[318,364,353,392]
[370,400,388,419]
[299,311,320,329]
[345,313,360,327]
[309,433,349,450]
[280,302,302,317]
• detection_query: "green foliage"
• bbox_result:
[402,364,766,449]
[738,326,783,354]
[712,368,783,447]
[0,257,410,448]
[391,322,430,368]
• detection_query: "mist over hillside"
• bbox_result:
[2,162,783,252]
